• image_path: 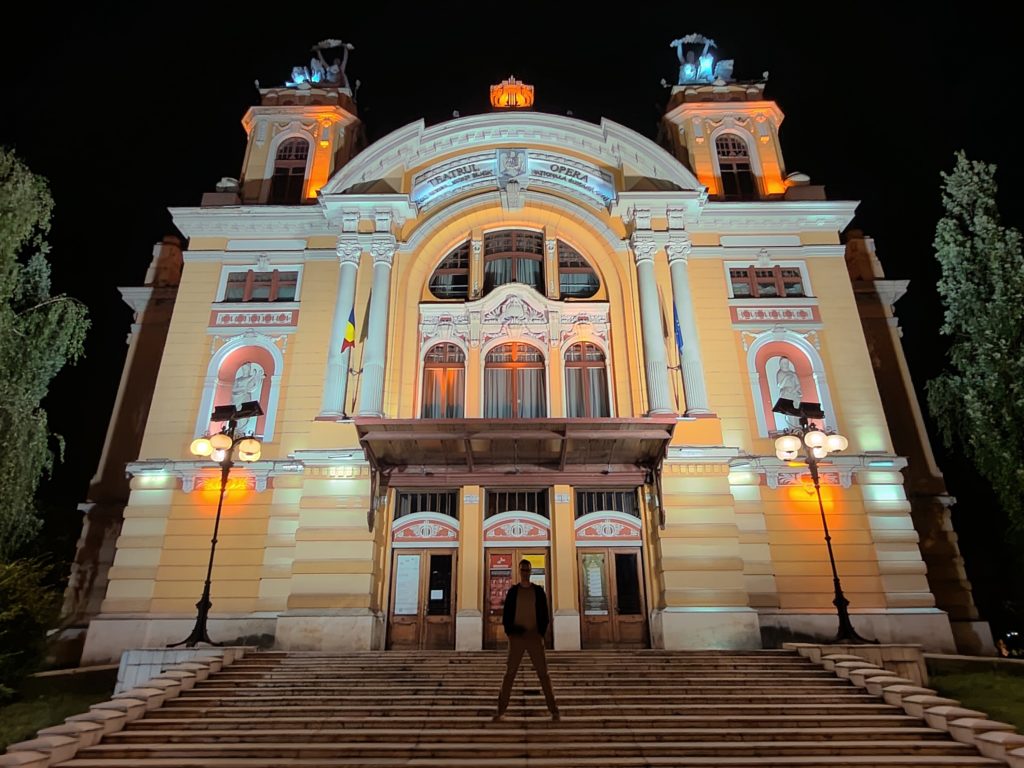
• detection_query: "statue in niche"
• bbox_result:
[231,362,266,434]
[774,356,802,429]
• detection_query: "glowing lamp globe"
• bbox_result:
[212,449,227,463]
[210,432,233,451]
[826,434,849,453]
[190,437,213,457]
[803,430,827,449]
[239,449,261,463]
[775,434,802,453]
[238,438,261,454]
[811,445,828,460]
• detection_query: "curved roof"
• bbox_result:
[320,111,702,197]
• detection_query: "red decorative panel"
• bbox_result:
[574,512,642,545]
[483,512,550,544]
[730,305,820,324]
[210,309,299,328]
[392,512,459,547]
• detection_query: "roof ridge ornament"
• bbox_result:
[669,34,734,85]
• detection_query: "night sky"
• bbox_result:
[3,5,1021,630]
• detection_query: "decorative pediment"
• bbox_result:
[419,283,609,351]
[483,511,551,546]
[392,512,460,548]
[574,511,642,546]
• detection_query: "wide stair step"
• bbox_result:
[53,649,1001,767]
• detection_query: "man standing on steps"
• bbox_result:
[493,559,560,721]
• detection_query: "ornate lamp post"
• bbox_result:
[169,401,263,648]
[772,399,874,644]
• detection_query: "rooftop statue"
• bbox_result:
[669,33,734,85]
[286,39,355,89]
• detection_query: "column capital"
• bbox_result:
[336,238,362,265]
[629,233,658,265]
[370,236,397,266]
[666,236,692,264]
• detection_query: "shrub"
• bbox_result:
[0,560,60,702]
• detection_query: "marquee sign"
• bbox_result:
[411,149,615,211]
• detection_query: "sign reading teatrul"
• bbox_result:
[411,149,615,210]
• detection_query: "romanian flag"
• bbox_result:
[341,308,356,352]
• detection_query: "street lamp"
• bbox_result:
[772,398,875,644]
[169,400,264,648]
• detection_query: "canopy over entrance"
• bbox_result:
[355,417,676,487]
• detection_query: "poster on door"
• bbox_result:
[524,553,546,588]
[488,553,513,614]
[394,554,421,615]
[581,552,609,615]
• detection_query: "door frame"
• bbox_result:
[386,547,458,650]
[577,545,650,649]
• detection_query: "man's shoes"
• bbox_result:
[491,711,505,722]
[549,709,561,721]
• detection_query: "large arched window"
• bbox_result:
[715,134,756,201]
[421,343,465,418]
[428,242,470,300]
[483,230,544,294]
[565,342,609,417]
[558,242,599,299]
[268,138,310,204]
[484,342,546,418]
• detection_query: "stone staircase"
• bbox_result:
[57,649,1001,767]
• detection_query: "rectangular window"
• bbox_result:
[729,266,806,299]
[394,490,460,520]
[485,489,549,519]
[574,489,639,519]
[220,269,300,302]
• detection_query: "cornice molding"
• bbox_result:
[689,245,846,259]
[694,201,858,233]
[170,206,334,239]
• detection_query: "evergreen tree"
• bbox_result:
[927,151,1024,530]
[0,148,89,561]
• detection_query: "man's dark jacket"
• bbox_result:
[502,583,550,637]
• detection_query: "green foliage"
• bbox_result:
[927,152,1024,530]
[0,560,61,702]
[0,147,90,560]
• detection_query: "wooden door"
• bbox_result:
[484,549,551,649]
[387,549,457,649]
[578,548,648,648]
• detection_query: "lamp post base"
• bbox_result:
[831,581,877,645]
[167,593,221,648]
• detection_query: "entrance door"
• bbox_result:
[578,548,649,648]
[484,549,551,649]
[387,549,457,649]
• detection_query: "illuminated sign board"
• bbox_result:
[411,149,615,211]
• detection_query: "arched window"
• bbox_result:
[483,230,544,294]
[565,342,609,417]
[268,138,309,204]
[421,343,465,418]
[428,242,470,300]
[715,134,756,201]
[484,342,546,418]
[558,242,599,299]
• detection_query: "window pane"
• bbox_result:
[614,553,642,615]
[484,258,512,292]
[517,368,546,417]
[484,368,513,418]
[250,273,273,301]
[587,367,610,417]
[516,258,543,292]
[565,368,586,417]
[275,271,298,301]
[224,273,248,302]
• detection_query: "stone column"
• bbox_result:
[630,234,674,415]
[666,236,711,414]
[550,484,580,649]
[357,236,396,417]
[456,485,483,650]
[321,239,361,417]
